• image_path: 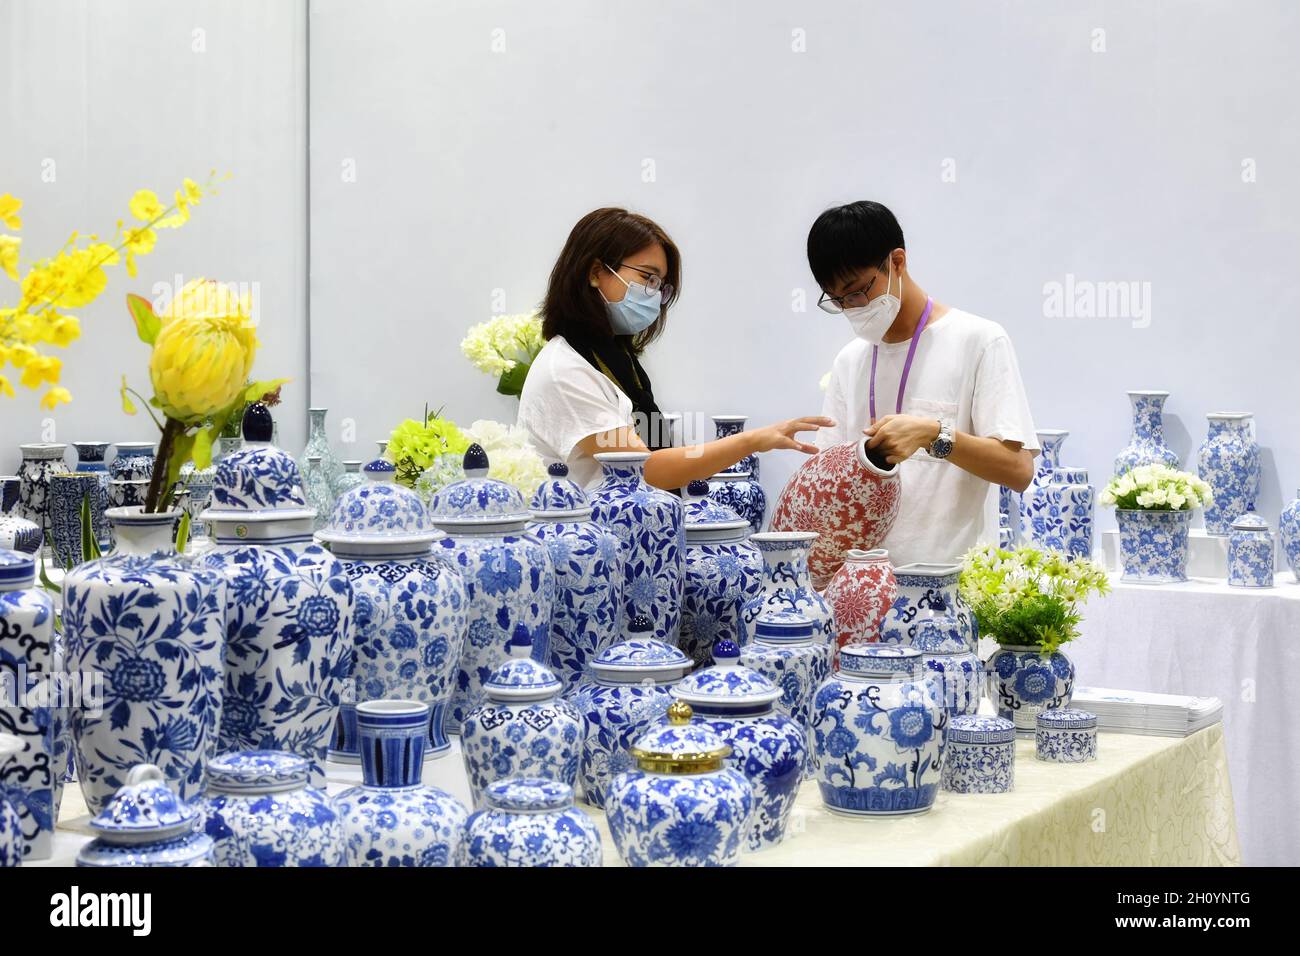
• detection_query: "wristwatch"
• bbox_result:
[927,420,954,460]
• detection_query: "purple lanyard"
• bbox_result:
[869,297,933,421]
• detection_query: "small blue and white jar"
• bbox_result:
[679,480,762,668]
[1031,467,1095,560]
[568,630,691,809]
[460,636,582,808]
[986,644,1075,735]
[912,614,983,717]
[738,610,826,771]
[106,441,155,511]
[1197,412,1261,536]
[429,445,555,732]
[707,470,766,536]
[1035,708,1098,762]
[317,459,468,762]
[199,750,345,867]
[527,462,624,694]
[605,701,755,867]
[810,644,945,816]
[458,778,602,867]
[587,451,684,644]
[1115,508,1191,584]
[332,700,468,867]
[76,764,214,867]
[672,638,806,850]
[941,715,1016,794]
[1227,508,1275,588]
[1281,488,1300,583]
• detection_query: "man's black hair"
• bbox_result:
[806,200,905,291]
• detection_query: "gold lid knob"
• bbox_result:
[666,700,692,725]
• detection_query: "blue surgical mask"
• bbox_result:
[600,264,662,336]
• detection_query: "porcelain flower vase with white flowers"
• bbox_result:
[1101,464,1214,584]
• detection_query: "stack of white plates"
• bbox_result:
[1071,686,1224,737]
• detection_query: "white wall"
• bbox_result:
[307,0,1300,532]
[0,0,308,468]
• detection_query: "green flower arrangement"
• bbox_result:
[1099,464,1213,512]
[959,544,1110,653]
[387,405,470,488]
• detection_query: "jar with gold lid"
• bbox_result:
[604,700,755,867]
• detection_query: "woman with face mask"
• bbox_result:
[518,207,831,489]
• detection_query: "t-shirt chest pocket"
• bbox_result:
[901,397,960,463]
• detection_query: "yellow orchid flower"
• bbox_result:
[39,386,71,410]
[0,194,21,230]
[0,235,19,280]
[129,189,164,222]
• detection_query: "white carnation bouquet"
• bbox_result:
[1099,464,1213,512]
[460,312,545,397]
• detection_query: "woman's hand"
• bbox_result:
[748,417,836,456]
[864,415,940,464]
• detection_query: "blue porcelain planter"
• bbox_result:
[1115,508,1190,584]
[1197,413,1261,536]
[1114,390,1181,475]
[986,644,1075,735]
[458,778,601,867]
[332,700,468,867]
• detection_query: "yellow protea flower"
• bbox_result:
[149,279,258,421]
[0,194,21,230]
[129,189,165,221]
[0,235,20,280]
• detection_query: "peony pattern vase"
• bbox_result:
[1114,390,1180,475]
[823,548,897,647]
[1115,508,1191,584]
[986,644,1075,735]
[1197,413,1261,535]
[1029,467,1095,559]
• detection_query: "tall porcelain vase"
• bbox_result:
[1114,390,1180,474]
[741,532,836,682]
[587,452,684,644]
[1020,429,1067,540]
[1197,413,1261,536]
[198,404,353,787]
[712,415,758,478]
[301,407,346,497]
[16,444,69,540]
[63,508,227,814]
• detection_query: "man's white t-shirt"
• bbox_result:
[517,335,635,488]
[818,308,1039,567]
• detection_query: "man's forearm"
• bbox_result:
[948,431,1035,491]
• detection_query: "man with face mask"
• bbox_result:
[808,200,1039,567]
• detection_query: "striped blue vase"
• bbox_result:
[357,700,427,788]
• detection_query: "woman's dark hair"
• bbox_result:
[806,200,905,291]
[541,207,681,353]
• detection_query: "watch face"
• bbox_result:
[931,437,954,459]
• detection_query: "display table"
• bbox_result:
[1071,571,1300,867]
[36,725,1239,867]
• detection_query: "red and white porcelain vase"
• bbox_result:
[769,438,901,590]
[822,548,898,648]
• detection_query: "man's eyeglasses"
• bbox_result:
[817,274,877,314]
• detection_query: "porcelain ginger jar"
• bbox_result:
[457,778,602,867]
[76,763,214,867]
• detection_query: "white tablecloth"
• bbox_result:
[1071,571,1300,866]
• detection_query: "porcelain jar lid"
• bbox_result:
[529,461,592,517]
[839,643,923,679]
[1231,508,1269,533]
[482,635,562,701]
[910,614,966,654]
[206,750,310,794]
[672,638,780,711]
[947,714,1017,745]
[484,777,574,813]
[88,764,200,844]
[428,444,530,530]
[752,610,815,644]
[0,548,35,590]
[681,480,749,540]
[316,458,435,551]
[202,403,315,523]
[630,701,732,773]
[591,637,691,682]
[1036,708,1097,730]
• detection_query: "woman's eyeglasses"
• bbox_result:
[612,262,675,303]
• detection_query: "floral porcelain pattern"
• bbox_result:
[1114,391,1181,475]
[1035,711,1098,763]
[1227,512,1274,588]
[16,444,70,538]
[457,779,602,867]
[460,695,582,808]
[880,564,977,650]
[1020,430,1067,541]
[210,445,310,514]
[823,550,897,647]
[986,645,1075,733]
[329,481,429,535]
[1280,490,1300,583]
[680,533,762,669]
[1029,468,1095,560]
[333,785,467,866]
[741,533,836,646]
[1197,415,1261,536]
[1115,508,1191,584]
[707,473,766,535]
[941,715,1015,793]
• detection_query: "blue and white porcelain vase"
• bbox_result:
[941,715,1016,794]
[1227,508,1274,588]
[1114,390,1181,475]
[0,548,58,860]
[64,508,227,814]
[428,444,555,732]
[707,470,766,536]
[1020,429,1068,540]
[1115,508,1191,584]
[679,480,762,669]
[460,636,582,808]
[606,700,754,867]
[0,738,22,867]
[997,485,1020,547]
[106,441,156,510]
[335,460,365,497]
[198,403,352,787]
[1029,467,1095,559]
[16,443,69,539]
[76,763,214,867]
[880,562,977,650]
[587,451,684,643]
[302,455,334,532]
[73,441,112,475]
[0,477,20,515]
[47,473,106,569]
[738,611,826,772]
[199,750,345,867]
[672,639,806,850]
[316,458,467,762]
[712,414,759,478]
[985,643,1075,735]
[332,700,468,867]
[300,407,346,498]
[527,462,624,694]
[912,612,983,717]
[1280,489,1300,583]
[810,644,945,816]
[742,531,836,653]
[1197,412,1261,536]
[458,778,602,867]
[568,633,691,809]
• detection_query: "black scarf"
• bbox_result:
[567,334,668,451]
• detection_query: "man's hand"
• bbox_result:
[864,415,941,464]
